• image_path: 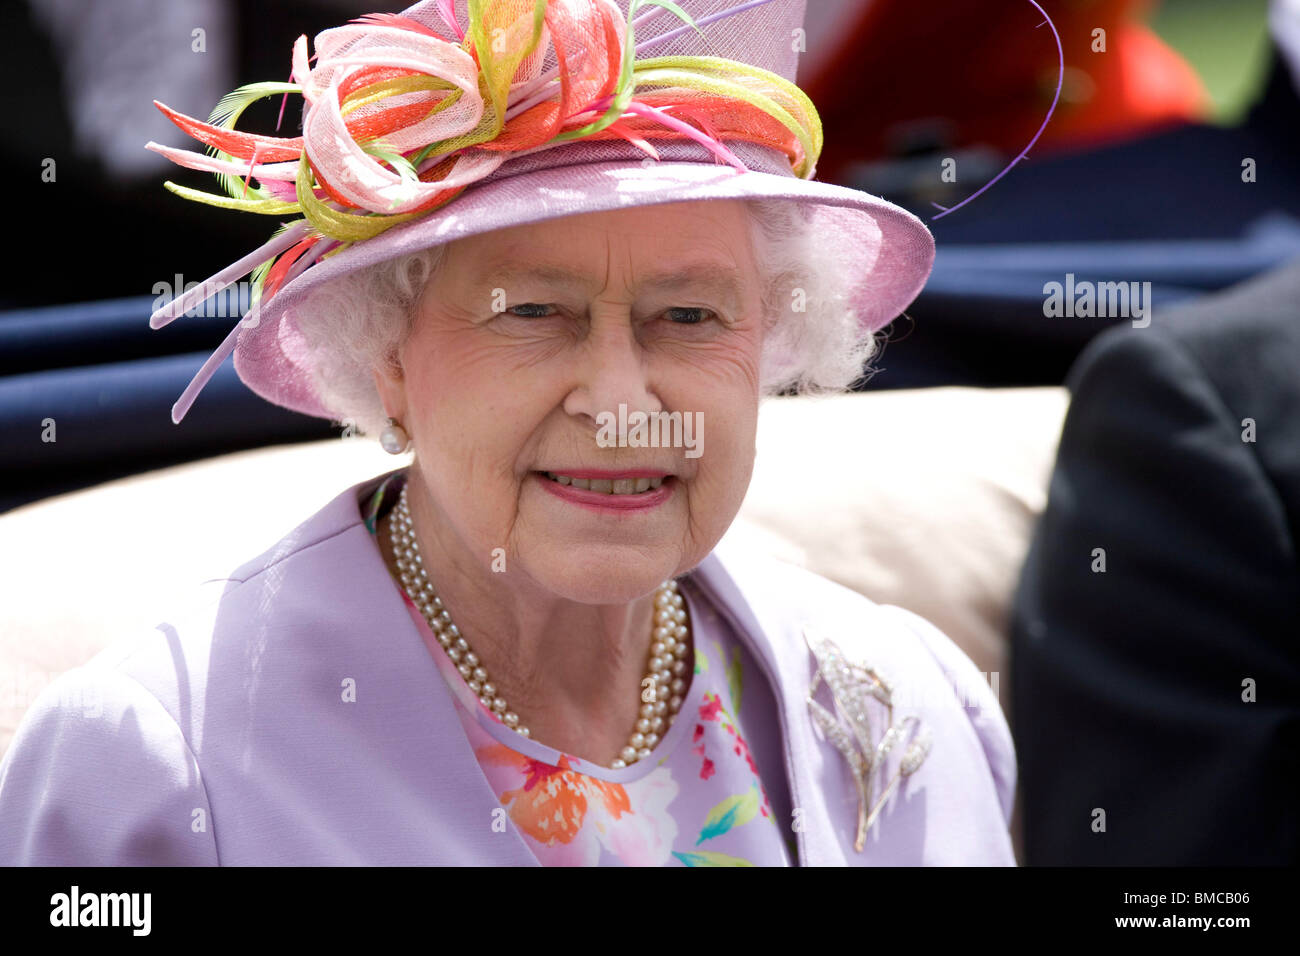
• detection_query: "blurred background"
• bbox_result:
[2,0,1297,510]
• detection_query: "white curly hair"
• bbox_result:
[297,198,884,436]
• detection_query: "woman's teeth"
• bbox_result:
[545,473,665,494]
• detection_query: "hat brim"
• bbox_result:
[235,157,935,420]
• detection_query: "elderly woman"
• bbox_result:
[0,0,1014,866]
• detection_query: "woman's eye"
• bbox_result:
[506,303,555,318]
[665,307,713,325]
[502,304,715,324]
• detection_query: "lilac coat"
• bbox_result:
[0,478,1016,865]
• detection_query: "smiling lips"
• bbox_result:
[536,469,675,510]
[544,472,666,495]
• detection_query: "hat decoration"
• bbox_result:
[147,0,824,421]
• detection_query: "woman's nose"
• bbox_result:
[562,314,662,424]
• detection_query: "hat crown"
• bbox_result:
[387,0,816,186]
[402,0,808,83]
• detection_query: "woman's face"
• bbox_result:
[375,199,766,605]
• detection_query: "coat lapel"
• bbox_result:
[685,545,851,867]
[341,481,542,865]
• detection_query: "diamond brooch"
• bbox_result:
[804,628,932,852]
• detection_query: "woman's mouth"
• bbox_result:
[534,471,676,512]
[543,473,665,495]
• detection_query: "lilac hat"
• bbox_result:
[148,0,935,423]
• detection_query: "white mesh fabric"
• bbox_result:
[404,0,808,83]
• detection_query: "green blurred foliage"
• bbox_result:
[1149,0,1274,124]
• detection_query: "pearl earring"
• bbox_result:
[379,417,411,455]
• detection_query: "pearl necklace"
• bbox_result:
[388,482,691,769]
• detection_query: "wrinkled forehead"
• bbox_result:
[466,198,754,246]
[435,200,761,298]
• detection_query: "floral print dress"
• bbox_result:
[364,473,796,866]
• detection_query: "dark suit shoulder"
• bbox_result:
[1064,259,1300,555]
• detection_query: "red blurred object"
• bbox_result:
[801,0,1211,183]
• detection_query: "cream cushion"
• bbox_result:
[0,386,1068,761]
